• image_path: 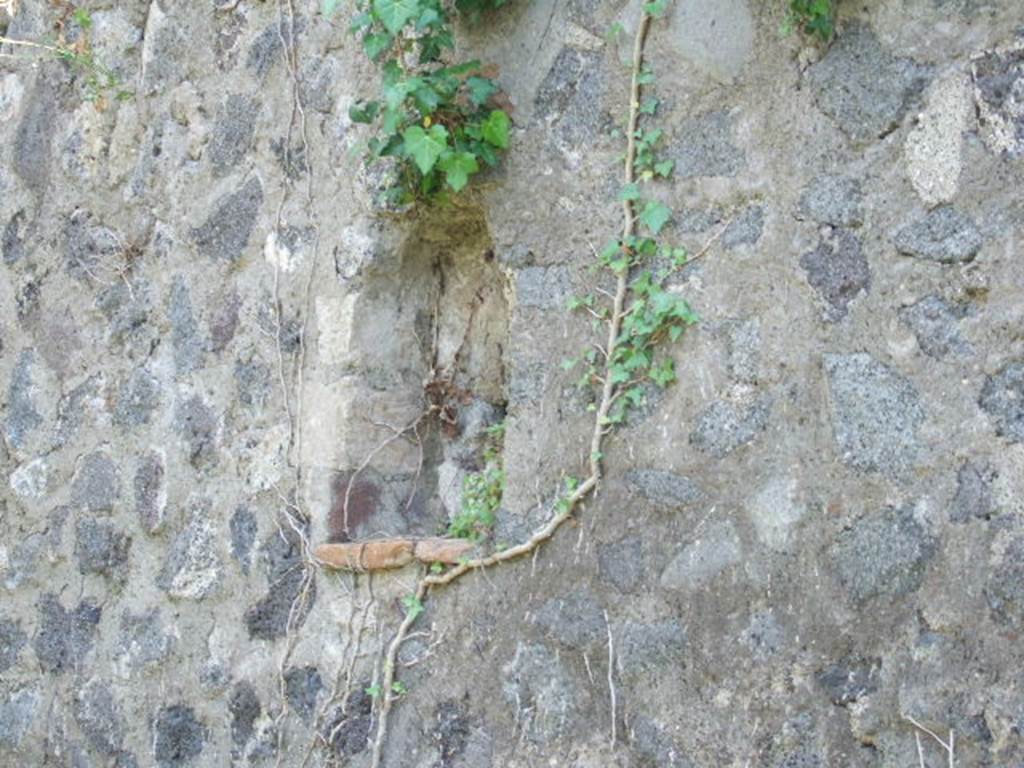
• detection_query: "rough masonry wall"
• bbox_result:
[2,0,1024,766]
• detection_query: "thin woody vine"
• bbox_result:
[318,0,726,763]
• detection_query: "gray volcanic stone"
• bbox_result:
[13,75,56,196]
[832,506,937,603]
[971,38,1024,155]
[722,205,764,248]
[284,666,322,723]
[724,318,761,384]
[807,23,931,141]
[630,715,690,767]
[244,562,314,640]
[74,518,132,576]
[899,295,970,358]
[671,110,746,178]
[987,534,1024,627]
[157,512,222,600]
[502,643,575,745]
[816,656,881,706]
[598,536,644,592]
[799,229,870,322]
[535,47,605,147]
[0,616,27,673]
[97,281,151,345]
[55,374,102,447]
[153,704,206,767]
[618,621,687,676]
[247,19,305,80]
[117,608,173,669]
[6,349,43,451]
[3,210,29,264]
[979,361,1024,442]
[74,679,125,757]
[824,353,924,477]
[64,212,123,283]
[798,175,863,227]
[228,682,260,749]
[742,611,784,660]
[516,266,571,309]
[661,521,742,590]
[169,276,205,375]
[33,593,102,674]
[230,506,257,573]
[208,94,259,176]
[234,358,271,409]
[191,177,263,262]
[322,688,372,757]
[950,461,997,523]
[689,396,770,457]
[626,469,704,507]
[114,367,161,429]
[134,451,167,533]
[174,395,218,467]
[0,687,38,749]
[531,593,605,649]
[71,452,120,513]
[894,206,983,263]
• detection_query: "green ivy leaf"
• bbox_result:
[618,183,641,201]
[363,32,393,60]
[467,76,498,106]
[349,101,381,124]
[643,0,668,17]
[323,0,343,17]
[403,124,449,174]
[373,0,420,35]
[639,96,660,115]
[481,110,510,149]
[654,159,674,178]
[438,150,479,191]
[639,200,671,234]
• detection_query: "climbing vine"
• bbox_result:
[325,0,511,203]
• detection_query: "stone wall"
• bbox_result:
[2,0,1024,766]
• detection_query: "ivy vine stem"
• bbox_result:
[366,10,660,765]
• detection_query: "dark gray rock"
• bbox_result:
[207,289,241,352]
[799,229,870,322]
[832,506,937,603]
[229,682,260,748]
[899,295,971,358]
[247,20,306,80]
[971,40,1024,155]
[618,620,687,675]
[661,521,743,590]
[153,705,206,767]
[986,534,1024,627]
[174,395,218,467]
[722,205,764,248]
[208,94,259,176]
[516,266,571,310]
[114,368,161,429]
[244,563,315,640]
[431,699,471,766]
[630,715,691,767]
[157,511,222,601]
[775,748,824,768]
[55,374,103,447]
[64,212,123,283]
[797,175,863,227]
[141,26,185,92]
[284,666,322,723]
[0,687,38,749]
[501,643,575,745]
[535,47,606,147]
[815,656,881,706]
[979,360,1024,442]
[531,593,605,649]
[6,349,43,451]
[234,358,271,409]
[894,206,983,263]
[723,317,761,384]
[626,469,704,507]
[598,536,644,592]
[96,281,151,345]
[742,611,784,660]
[33,593,102,674]
[134,451,166,534]
[689,396,770,457]
[807,23,931,141]
[0,616,28,673]
[2,534,43,590]
[117,608,173,669]
[74,679,125,756]
[13,75,56,196]
[230,506,257,573]
[322,687,372,757]
[191,177,263,262]
[169,276,205,375]
[508,360,546,405]
[671,110,746,178]
[74,518,132,576]
[950,461,997,523]
[71,452,120,513]
[824,353,924,477]
[3,210,30,264]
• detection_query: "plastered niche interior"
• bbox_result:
[315,204,510,546]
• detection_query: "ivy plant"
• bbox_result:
[784,0,835,42]
[327,0,512,204]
